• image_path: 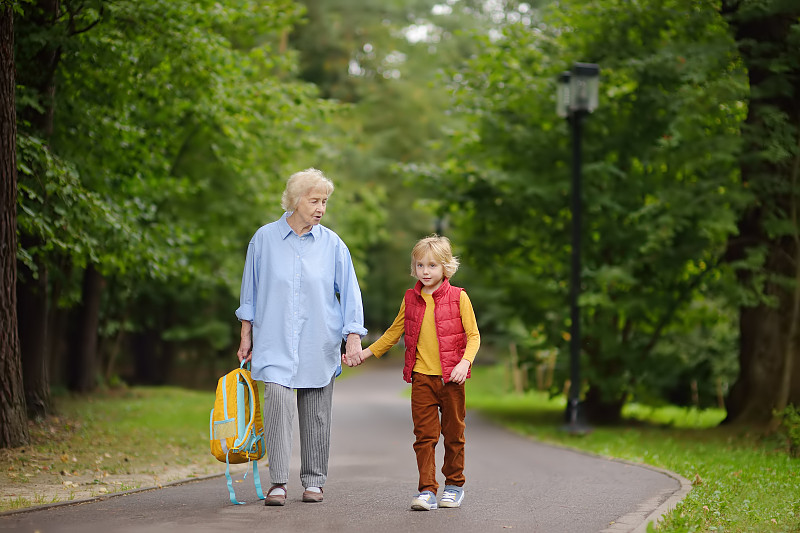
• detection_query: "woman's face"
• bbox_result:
[293,186,329,230]
[414,252,444,292]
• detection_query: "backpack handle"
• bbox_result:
[233,366,257,450]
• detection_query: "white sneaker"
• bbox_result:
[439,485,464,508]
[410,490,438,511]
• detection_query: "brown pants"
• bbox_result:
[411,372,466,494]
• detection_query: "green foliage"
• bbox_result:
[14,0,331,374]
[16,134,123,275]
[289,0,498,327]
[722,0,800,242]
[411,0,748,417]
[777,404,800,458]
[45,0,316,278]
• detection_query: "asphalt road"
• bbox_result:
[1,361,689,533]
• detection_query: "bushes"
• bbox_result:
[777,404,800,457]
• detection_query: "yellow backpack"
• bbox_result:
[209,361,266,504]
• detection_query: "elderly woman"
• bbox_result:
[235,168,366,506]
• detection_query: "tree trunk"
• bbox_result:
[17,257,51,419]
[583,386,625,426]
[726,259,794,424]
[66,264,104,392]
[131,329,164,385]
[722,2,800,425]
[0,3,29,448]
[46,254,72,388]
[48,303,68,386]
[15,0,62,413]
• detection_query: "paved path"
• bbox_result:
[1,362,688,533]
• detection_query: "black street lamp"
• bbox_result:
[557,62,599,434]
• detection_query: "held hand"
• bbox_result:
[344,334,362,367]
[341,348,357,367]
[342,348,373,367]
[342,351,361,367]
[354,348,374,367]
[448,359,471,385]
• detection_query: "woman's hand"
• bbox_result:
[342,333,362,367]
[237,338,252,364]
[448,359,471,385]
[237,321,253,363]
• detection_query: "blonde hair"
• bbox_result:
[281,168,334,212]
[410,234,460,279]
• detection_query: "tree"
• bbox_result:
[0,0,29,448]
[289,0,495,328]
[13,0,66,414]
[14,0,327,392]
[418,0,746,422]
[722,0,800,425]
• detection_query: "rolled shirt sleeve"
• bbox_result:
[235,241,257,322]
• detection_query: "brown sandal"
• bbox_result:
[265,484,287,506]
[302,487,323,503]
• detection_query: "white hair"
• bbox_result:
[281,168,335,211]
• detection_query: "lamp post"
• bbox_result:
[557,62,599,434]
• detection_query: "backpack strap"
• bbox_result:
[225,455,265,504]
[251,460,265,500]
[233,362,257,450]
[225,452,243,505]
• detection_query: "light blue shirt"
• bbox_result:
[235,213,368,388]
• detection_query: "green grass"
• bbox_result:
[466,364,800,533]
[48,386,216,471]
[0,386,219,512]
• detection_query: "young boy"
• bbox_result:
[344,235,480,510]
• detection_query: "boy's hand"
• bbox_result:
[448,359,471,385]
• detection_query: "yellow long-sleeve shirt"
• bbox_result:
[368,290,480,376]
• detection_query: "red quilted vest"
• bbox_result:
[403,278,469,383]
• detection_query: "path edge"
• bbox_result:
[0,473,223,518]
[472,412,693,533]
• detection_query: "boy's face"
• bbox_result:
[414,252,444,292]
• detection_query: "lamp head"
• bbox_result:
[569,62,600,114]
